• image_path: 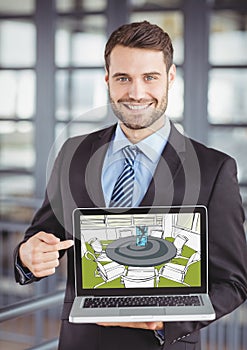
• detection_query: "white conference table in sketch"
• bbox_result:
[106,236,177,267]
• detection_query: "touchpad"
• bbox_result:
[120,308,166,316]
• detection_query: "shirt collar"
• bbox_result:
[111,117,171,163]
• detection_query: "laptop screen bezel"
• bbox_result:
[73,206,208,297]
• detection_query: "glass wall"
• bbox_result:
[0,8,36,220]
[208,8,247,207]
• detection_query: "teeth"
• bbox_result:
[127,104,149,110]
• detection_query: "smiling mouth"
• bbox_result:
[123,103,153,110]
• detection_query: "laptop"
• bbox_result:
[69,205,215,323]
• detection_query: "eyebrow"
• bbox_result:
[112,73,129,78]
[112,72,162,78]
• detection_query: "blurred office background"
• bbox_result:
[0,0,246,349]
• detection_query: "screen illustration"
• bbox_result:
[80,212,201,289]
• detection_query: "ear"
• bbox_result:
[168,64,176,89]
[105,69,109,85]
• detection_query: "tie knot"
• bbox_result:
[123,146,138,167]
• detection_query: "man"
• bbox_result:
[15,21,247,350]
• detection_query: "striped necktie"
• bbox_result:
[109,146,138,207]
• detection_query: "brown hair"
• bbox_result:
[104,21,174,73]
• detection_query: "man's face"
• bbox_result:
[105,45,176,131]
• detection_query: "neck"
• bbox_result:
[119,116,166,144]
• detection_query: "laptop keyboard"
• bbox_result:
[83,295,201,308]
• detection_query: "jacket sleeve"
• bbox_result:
[164,156,247,347]
[14,140,68,284]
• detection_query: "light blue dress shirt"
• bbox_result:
[101,118,171,207]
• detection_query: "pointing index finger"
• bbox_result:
[57,240,74,251]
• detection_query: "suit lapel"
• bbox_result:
[68,125,116,208]
[84,125,116,207]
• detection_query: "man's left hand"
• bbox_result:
[97,321,163,330]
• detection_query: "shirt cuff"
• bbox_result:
[14,251,36,285]
[154,329,165,345]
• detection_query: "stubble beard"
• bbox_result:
[109,92,169,131]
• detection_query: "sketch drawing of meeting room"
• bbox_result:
[80,212,201,289]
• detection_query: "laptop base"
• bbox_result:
[69,294,215,323]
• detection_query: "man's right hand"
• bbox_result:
[19,231,74,278]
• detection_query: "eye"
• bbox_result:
[145,75,157,81]
[116,76,130,82]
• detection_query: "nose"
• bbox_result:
[128,79,146,101]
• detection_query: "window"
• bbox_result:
[208,8,247,204]
[0,17,36,202]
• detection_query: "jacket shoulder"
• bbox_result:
[66,124,116,145]
[56,124,116,158]
[170,123,235,169]
[188,137,234,167]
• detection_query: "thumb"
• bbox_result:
[145,322,163,330]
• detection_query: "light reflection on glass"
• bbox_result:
[0,20,35,67]
[208,70,247,124]
[0,70,35,118]
[210,11,247,65]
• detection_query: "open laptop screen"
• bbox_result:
[73,206,208,296]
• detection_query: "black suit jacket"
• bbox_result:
[16,123,247,350]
